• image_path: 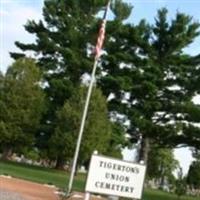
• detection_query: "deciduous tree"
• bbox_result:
[147,147,179,188]
[0,58,45,159]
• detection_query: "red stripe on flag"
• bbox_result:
[95,20,106,58]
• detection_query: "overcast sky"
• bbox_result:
[1,0,200,175]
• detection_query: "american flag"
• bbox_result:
[94,0,110,59]
[95,19,106,59]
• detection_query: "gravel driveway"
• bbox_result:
[0,189,26,200]
[0,176,59,200]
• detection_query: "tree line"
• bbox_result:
[0,0,200,190]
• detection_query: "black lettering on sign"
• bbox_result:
[99,160,140,174]
[99,161,104,167]
[105,173,130,183]
[95,181,135,194]
[105,183,111,189]
[129,187,134,193]
[95,182,100,188]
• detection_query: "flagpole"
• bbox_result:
[67,0,111,195]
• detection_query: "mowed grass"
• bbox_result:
[0,160,86,191]
[143,189,198,200]
[0,160,199,200]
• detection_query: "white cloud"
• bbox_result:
[0,0,43,73]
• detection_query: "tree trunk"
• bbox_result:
[1,146,13,160]
[55,156,65,169]
[160,165,165,189]
[160,175,165,189]
[138,137,150,165]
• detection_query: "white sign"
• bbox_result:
[85,154,146,199]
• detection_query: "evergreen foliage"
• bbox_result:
[47,87,113,168]
[0,58,45,159]
[9,0,200,167]
[10,0,131,167]
[100,8,200,162]
[175,168,187,199]
[187,160,200,189]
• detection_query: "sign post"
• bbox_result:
[85,154,146,199]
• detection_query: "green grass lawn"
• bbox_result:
[0,160,198,200]
[0,160,85,191]
[143,189,198,200]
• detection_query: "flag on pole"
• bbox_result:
[94,0,110,59]
[67,1,111,196]
[95,19,106,58]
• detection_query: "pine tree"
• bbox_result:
[11,0,108,143]
[48,87,112,168]
[10,0,106,159]
[100,8,200,163]
[10,0,131,165]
